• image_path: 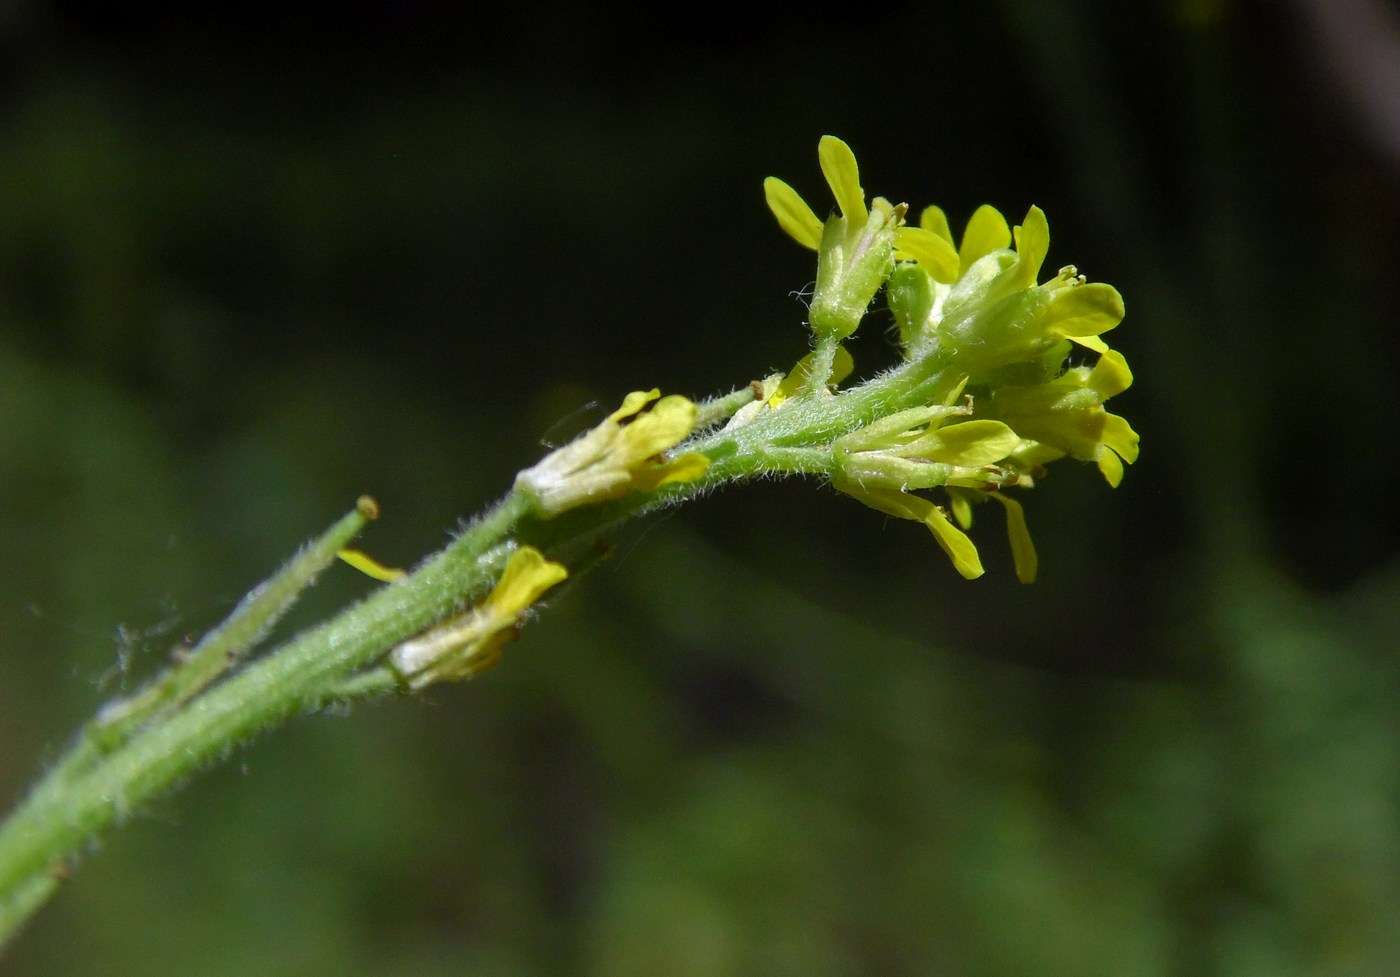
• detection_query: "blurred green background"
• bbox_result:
[3,1,1399,974]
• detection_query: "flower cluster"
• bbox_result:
[766,137,1139,580]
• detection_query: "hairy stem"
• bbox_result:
[0,358,960,948]
[0,491,528,944]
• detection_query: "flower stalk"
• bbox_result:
[0,135,1140,949]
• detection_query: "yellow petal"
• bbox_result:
[895,226,960,283]
[763,177,823,250]
[609,389,661,423]
[635,451,711,491]
[618,394,698,458]
[487,546,569,619]
[1096,446,1125,487]
[818,135,868,226]
[337,548,406,582]
[1011,205,1050,287]
[919,205,954,245]
[1067,334,1110,353]
[949,490,974,530]
[1046,282,1123,340]
[1099,412,1140,465]
[919,501,985,579]
[1089,348,1133,398]
[992,494,1038,584]
[959,204,1012,269]
[924,419,1021,467]
[836,484,984,580]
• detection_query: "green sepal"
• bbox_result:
[810,207,899,341]
[887,264,938,353]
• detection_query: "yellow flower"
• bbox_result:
[516,389,710,516]
[832,402,1022,493]
[894,203,1010,285]
[830,392,1037,580]
[989,349,1141,487]
[944,487,1040,584]
[389,546,569,688]
[992,493,1038,584]
[763,141,1138,581]
[764,136,904,341]
[839,483,986,580]
[890,204,1123,369]
[764,135,871,249]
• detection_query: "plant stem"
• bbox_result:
[0,491,528,946]
[0,362,957,948]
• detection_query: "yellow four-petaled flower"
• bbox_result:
[763,135,904,341]
[390,546,569,688]
[831,388,1039,582]
[516,389,710,517]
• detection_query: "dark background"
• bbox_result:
[2,1,1399,974]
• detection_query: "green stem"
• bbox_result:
[71,498,379,771]
[685,350,959,481]
[806,335,841,390]
[694,382,765,429]
[0,360,959,948]
[0,491,528,946]
[0,873,57,950]
[321,666,404,704]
